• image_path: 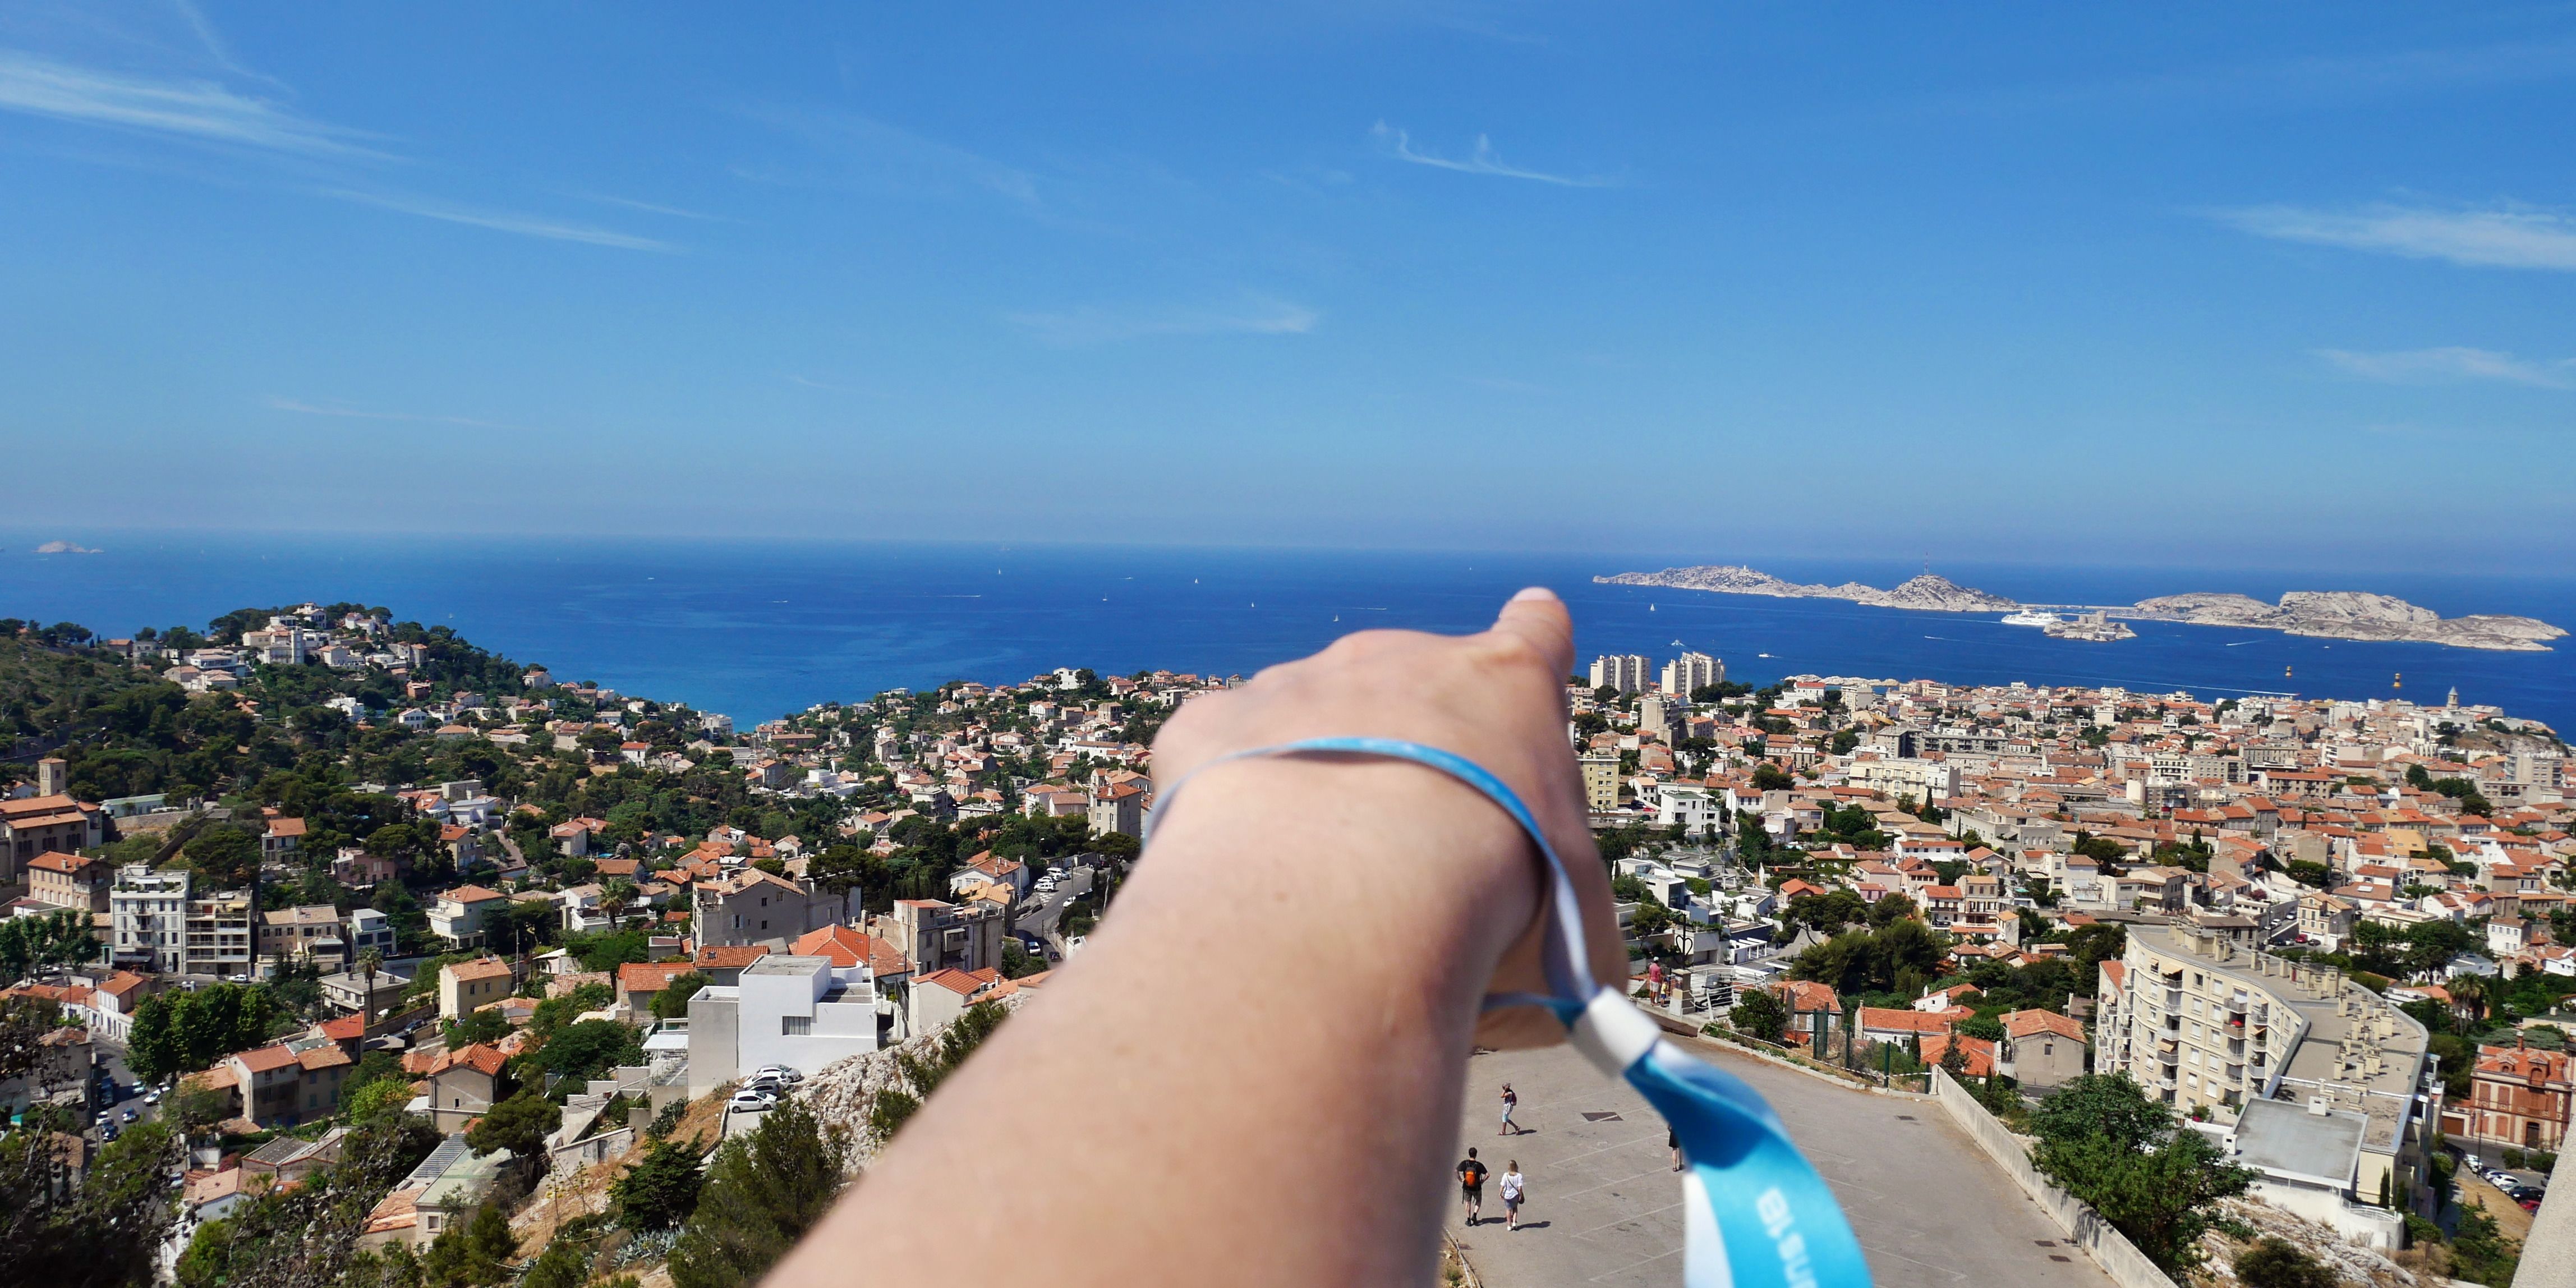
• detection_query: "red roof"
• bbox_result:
[695,944,770,969]
[917,967,1000,997]
[319,1014,366,1041]
[617,962,696,994]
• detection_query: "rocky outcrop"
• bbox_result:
[2132,591,2564,652]
[1597,565,2563,651]
[796,991,1030,1175]
[1595,566,2020,613]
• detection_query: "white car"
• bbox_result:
[751,1065,804,1084]
[726,1089,777,1113]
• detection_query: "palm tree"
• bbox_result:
[358,947,383,1026]
[602,877,639,928]
[2451,973,2488,1026]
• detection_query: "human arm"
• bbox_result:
[765,590,1623,1286]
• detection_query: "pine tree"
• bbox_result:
[668,1098,849,1288]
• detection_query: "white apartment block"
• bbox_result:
[111,865,257,978]
[1662,651,1723,696]
[686,954,881,1095]
[2095,922,2433,1248]
[1589,654,1648,694]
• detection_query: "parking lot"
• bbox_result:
[1453,1039,2115,1288]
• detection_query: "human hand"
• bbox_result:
[1148,587,1629,1050]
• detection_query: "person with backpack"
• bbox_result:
[1456,1148,1489,1226]
[1498,1161,1526,1230]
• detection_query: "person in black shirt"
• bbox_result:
[1457,1148,1490,1226]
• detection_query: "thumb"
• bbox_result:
[1490,586,1574,679]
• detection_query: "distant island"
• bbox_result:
[33,540,100,554]
[1594,564,2566,652]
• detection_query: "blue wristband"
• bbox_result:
[1150,736,1874,1288]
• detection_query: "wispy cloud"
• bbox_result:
[1369,121,1613,187]
[0,48,378,156]
[2215,202,2576,270]
[2317,346,2576,389]
[1005,297,1319,345]
[264,397,507,427]
[735,105,1040,207]
[567,191,733,222]
[320,189,676,252]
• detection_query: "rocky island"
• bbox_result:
[1595,565,2565,651]
[2129,591,2565,652]
[1594,565,2020,613]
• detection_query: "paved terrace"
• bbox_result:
[1452,1038,2115,1288]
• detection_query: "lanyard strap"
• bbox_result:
[1150,737,1873,1288]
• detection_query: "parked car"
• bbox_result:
[2462,1153,2485,1170]
[751,1065,804,1084]
[119,1108,140,1124]
[143,1088,162,1106]
[726,1089,776,1113]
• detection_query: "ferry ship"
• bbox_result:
[2000,610,2060,627]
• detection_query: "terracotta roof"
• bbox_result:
[266,818,307,838]
[617,962,696,993]
[319,1014,366,1041]
[444,957,513,983]
[25,850,95,876]
[1856,1007,1957,1036]
[2000,1009,2087,1042]
[917,967,1001,997]
[694,944,770,969]
[441,885,507,904]
[232,1044,302,1074]
[295,1045,353,1071]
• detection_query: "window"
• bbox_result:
[781,1015,811,1036]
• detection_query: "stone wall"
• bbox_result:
[1929,1067,2181,1288]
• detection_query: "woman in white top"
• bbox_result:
[1498,1162,1525,1230]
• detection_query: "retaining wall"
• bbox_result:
[1929,1067,2180,1288]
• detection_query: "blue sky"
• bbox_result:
[2,3,2572,572]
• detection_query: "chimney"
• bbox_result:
[2307,1095,2331,1116]
[35,757,66,797]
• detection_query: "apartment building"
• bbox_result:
[692,868,859,950]
[2441,1042,2574,1153]
[110,866,256,977]
[1,769,107,881]
[880,898,1005,976]
[258,905,348,968]
[1662,651,1722,697]
[1580,752,1621,815]
[25,850,111,913]
[686,954,880,1095]
[2096,922,2433,1246]
[1588,654,1648,694]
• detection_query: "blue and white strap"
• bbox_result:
[1152,737,1872,1288]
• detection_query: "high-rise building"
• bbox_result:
[1662,651,1723,696]
[1578,752,1622,813]
[1588,654,1648,694]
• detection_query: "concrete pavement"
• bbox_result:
[1451,1038,2115,1288]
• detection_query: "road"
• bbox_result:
[1014,866,1093,944]
[1452,1039,2114,1288]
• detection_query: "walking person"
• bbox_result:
[1456,1148,1489,1226]
[1670,1126,1683,1172]
[1498,1161,1525,1231]
[1498,1083,1521,1135]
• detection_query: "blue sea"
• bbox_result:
[1,532,2570,734]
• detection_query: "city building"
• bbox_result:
[686,954,880,1095]
[427,885,511,945]
[1088,783,1146,838]
[878,898,1005,976]
[2441,1041,2574,1153]
[438,957,514,1021]
[257,905,348,969]
[1580,752,1621,814]
[1662,651,1723,696]
[25,850,109,913]
[692,868,859,950]
[1589,654,1649,694]
[1,767,106,882]
[2096,923,2433,1245]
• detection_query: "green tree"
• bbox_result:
[667,1098,849,1288]
[127,981,280,1081]
[612,1139,706,1232]
[521,1241,589,1288]
[2027,1074,2252,1274]
[183,824,263,889]
[467,1089,560,1160]
[1728,988,1789,1043]
[0,1116,176,1288]
[651,971,710,1020]
[868,1002,1010,1144]
[528,1018,645,1085]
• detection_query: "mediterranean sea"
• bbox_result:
[2,531,2570,735]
